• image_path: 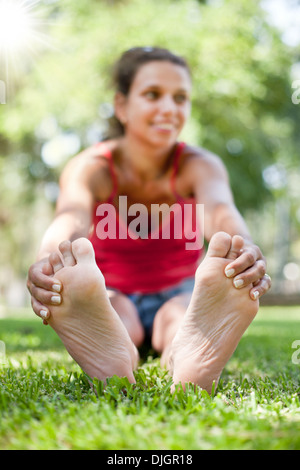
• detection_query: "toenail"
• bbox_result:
[234,279,244,288]
[51,295,61,304]
[225,268,235,278]
[52,284,61,293]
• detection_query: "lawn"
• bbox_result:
[0,306,300,450]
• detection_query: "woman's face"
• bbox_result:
[116,60,192,148]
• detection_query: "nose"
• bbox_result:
[159,94,177,115]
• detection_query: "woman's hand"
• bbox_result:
[224,240,271,300]
[27,258,62,324]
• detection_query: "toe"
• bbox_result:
[71,238,95,263]
[49,251,64,273]
[59,240,76,267]
[226,235,244,261]
[206,232,232,258]
[42,260,54,276]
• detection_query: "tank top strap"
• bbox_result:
[95,142,118,203]
[171,142,186,201]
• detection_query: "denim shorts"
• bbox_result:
[108,277,195,340]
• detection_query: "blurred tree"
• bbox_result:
[0,0,299,291]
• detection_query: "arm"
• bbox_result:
[27,146,111,320]
[188,148,271,299]
[37,170,94,260]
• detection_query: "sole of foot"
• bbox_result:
[169,232,259,394]
[47,238,138,384]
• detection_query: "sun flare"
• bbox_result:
[0,0,33,53]
[0,0,53,90]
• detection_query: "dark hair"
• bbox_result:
[106,46,191,138]
[113,46,191,96]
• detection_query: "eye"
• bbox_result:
[174,94,188,104]
[144,90,160,100]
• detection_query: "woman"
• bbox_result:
[27,47,271,392]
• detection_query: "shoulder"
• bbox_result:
[179,144,229,183]
[61,142,112,177]
[60,141,116,200]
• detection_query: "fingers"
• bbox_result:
[27,258,63,322]
[29,282,62,307]
[231,259,266,289]
[28,260,62,295]
[224,240,271,300]
[249,273,272,300]
[28,240,76,322]
[225,245,261,278]
[29,291,50,324]
[225,242,264,283]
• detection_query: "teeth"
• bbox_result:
[156,123,173,130]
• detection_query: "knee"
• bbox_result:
[109,292,145,348]
[130,323,145,348]
[152,300,183,352]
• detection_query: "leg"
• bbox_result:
[151,293,191,367]
[47,238,138,383]
[107,289,145,348]
[165,232,259,393]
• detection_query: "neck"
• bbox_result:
[117,136,176,181]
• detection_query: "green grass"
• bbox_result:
[0,306,300,450]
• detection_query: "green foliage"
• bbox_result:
[0,0,299,279]
[1,0,299,192]
[0,306,300,450]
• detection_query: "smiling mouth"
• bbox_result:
[153,123,175,131]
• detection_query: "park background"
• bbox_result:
[1,0,300,451]
[0,0,299,310]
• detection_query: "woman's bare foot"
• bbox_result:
[46,238,138,383]
[169,232,259,393]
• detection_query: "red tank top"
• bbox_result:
[89,142,204,294]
